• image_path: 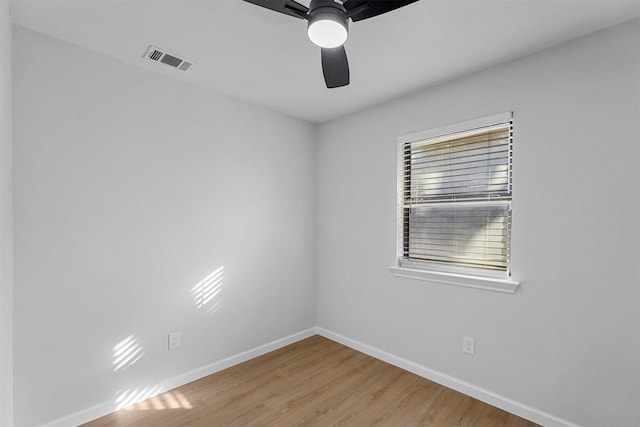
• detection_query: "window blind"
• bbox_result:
[399,119,513,274]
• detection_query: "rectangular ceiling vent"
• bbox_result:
[144,45,194,72]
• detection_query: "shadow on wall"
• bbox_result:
[112,335,145,372]
[108,266,224,412]
[192,266,224,315]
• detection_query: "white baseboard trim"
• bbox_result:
[316,327,580,427]
[42,327,318,427]
[43,326,579,427]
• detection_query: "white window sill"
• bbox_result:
[389,266,520,294]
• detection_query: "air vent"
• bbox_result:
[144,45,195,72]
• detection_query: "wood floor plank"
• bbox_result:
[81,335,539,427]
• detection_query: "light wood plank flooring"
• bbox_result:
[82,335,539,426]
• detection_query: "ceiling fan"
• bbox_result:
[243,0,419,88]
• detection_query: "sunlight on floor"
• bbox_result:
[116,386,194,411]
[116,387,162,411]
[122,390,193,411]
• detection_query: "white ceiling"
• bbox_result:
[10,0,640,123]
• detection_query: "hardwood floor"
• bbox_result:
[82,335,539,426]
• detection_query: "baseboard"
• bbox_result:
[316,327,580,427]
[43,326,579,427]
[42,327,318,427]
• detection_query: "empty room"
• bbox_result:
[0,0,639,426]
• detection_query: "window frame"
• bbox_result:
[390,112,520,293]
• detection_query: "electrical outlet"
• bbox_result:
[462,336,475,355]
[168,331,181,350]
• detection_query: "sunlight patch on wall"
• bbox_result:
[116,387,193,411]
[113,335,145,372]
[191,266,223,315]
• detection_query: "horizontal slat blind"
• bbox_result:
[400,120,513,273]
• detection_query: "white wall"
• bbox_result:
[0,2,13,427]
[12,26,316,426]
[316,19,640,427]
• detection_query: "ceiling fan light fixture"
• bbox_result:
[243,0,421,88]
[307,11,348,48]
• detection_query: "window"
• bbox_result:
[390,112,519,293]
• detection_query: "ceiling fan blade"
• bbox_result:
[343,0,419,22]
[242,0,308,19]
[321,46,350,88]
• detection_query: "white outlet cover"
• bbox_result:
[463,336,475,355]
[168,331,181,350]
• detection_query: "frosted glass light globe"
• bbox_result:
[307,17,348,48]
